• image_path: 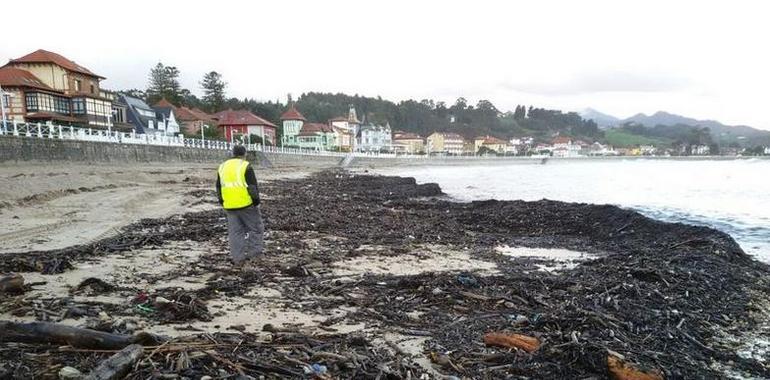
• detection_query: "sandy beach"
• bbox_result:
[1,163,769,379]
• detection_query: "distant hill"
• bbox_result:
[580,108,620,129]
[621,111,770,147]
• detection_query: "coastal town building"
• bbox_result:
[427,132,465,155]
[482,136,508,154]
[474,135,508,154]
[329,105,361,151]
[0,66,71,124]
[508,137,534,156]
[114,94,160,135]
[153,99,214,135]
[280,104,307,147]
[108,93,129,129]
[297,122,337,150]
[392,131,424,154]
[639,145,657,156]
[462,141,476,155]
[551,136,581,157]
[357,121,392,152]
[153,105,181,136]
[585,142,618,156]
[691,144,710,156]
[509,137,534,146]
[1,49,113,128]
[216,109,277,145]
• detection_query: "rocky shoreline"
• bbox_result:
[1,169,769,379]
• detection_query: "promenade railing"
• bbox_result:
[0,120,542,160]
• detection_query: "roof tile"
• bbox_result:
[9,49,104,79]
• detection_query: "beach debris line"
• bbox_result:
[0,329,428,379]
[1,169,769,378]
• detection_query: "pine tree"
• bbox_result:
[200,71,227,113]
[146,62,182,105]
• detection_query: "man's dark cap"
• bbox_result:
[232,145,247,157]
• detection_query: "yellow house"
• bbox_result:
[474,135,508,153]
[427,132,465,155]
[393,132,424,154]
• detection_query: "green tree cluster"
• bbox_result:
[200,71,227,113]
[146,63,182,105]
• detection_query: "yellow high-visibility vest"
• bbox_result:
[218,158,253,209]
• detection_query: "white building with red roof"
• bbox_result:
[551,136,581,157]
[215,109,277,145]
[279,104,307,146]
[297,122,337,150]
[328,105,360,152]
[153,99,215,135]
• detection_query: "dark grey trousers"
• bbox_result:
[225,206,264,263]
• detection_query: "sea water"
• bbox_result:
[383,158,770,263]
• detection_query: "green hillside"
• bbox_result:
[605,129,670,147]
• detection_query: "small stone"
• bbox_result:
[58,366,81,379]
[431,287,443,295]
[510,314,529,326]
[154,296,172,305]
[200,376,212,380]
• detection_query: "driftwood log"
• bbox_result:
[483,332,541,353]
[0,273,24,293]
[84,344,144,380]
[0,321,161,350]
[608,355,664,380]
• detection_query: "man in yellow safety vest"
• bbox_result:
[216,145,264,266]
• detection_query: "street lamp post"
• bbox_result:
[107,110,114,137]
[0,85,8,133]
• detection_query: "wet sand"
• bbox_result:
[0,163,304,253]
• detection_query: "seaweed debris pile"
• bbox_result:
[1,169,769,379]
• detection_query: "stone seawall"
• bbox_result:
[260,151,343,169]
[0,135,231,164]
[0,135,344,168]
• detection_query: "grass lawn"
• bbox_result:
[605,129,670,147]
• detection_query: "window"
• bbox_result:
[90,84,94,94]
[2,94,9,107]
[74,79,82,92]
[112,107,124,123]
[54,96,70,114]
[82,98,111,126]
[72,98,85,114]
[25,93,38,111]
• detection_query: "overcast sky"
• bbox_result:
[2,0,768,129]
